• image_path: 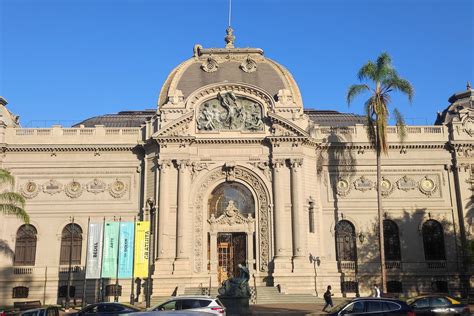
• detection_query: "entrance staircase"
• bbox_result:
[150,286,321,305]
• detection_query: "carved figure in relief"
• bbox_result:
[218,92,242,129]
[197,92,264,132]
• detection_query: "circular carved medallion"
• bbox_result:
[109,179,127,198]
[336,178,351,197]
[65,180,83,198]
[20,181,40,199]
[381,177,394,197]
[419,177,437,196]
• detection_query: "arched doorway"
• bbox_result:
[193,166,270,276]
[208,182,255,282]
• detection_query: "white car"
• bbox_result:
[148,296,226,315]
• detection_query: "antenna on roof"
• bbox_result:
[228,0,232,27]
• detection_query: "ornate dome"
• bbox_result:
[158,29,303,109]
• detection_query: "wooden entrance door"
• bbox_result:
[217,233,246,283]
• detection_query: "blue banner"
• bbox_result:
[118,222,135,278]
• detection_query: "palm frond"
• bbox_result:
[346,84,370,105]
[0,192,26,208]
[0,204,30,223]
[0,169,15,186]
[388,76,414,103]
[393,108,407,142]
[357,62,377,82]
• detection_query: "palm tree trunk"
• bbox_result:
[376,138,387,294]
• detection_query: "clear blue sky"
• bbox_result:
[1,0,473,127]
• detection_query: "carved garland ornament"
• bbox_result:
[43,179,63,195]
[396,176,417,191]
[201,56,219,73]
[353,176,373,192]
[86,179,107,194]
[193,166,270,273]
[240,55,257,73]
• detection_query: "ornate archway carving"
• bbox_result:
[193,166,270,273]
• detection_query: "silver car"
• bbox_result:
[148,296,226,315]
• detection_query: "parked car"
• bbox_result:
[326,297,414,316]
[20,306,59,316]
[130,312,214,316]
[407,295,471,316]
[69,303,141,316]
[148,296,225,315]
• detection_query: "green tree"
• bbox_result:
[0,168,29,223]
[346,52,413,293]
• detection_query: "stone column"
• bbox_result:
[156,159,173,272]
[174,159,191,273]
[246,232,254,271]
[290,158,306,262]
[210,232,218,283]
[272,158,291,270]
[176,160,190,259]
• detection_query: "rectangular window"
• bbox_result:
[12,286,29,298]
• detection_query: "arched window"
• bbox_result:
[383,220,401,261]
[422,220,446,260]
[60,224,82,265]
[14,225,37,266]
[208,182,255,218]
[335,220,357,261]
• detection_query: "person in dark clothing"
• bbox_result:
[322,285,334,312]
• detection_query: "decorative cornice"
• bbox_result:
[154,110,194,138]
[267,112,309,138]
[4,144,140,152]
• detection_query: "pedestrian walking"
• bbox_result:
[372,283,381,297]
[322,285,334,312]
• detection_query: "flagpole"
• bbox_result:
[130,216,136,305]
[114,217,122,302]
[82,217,91,307]
[99,217,105,302]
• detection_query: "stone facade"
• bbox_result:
[0,38,472,305]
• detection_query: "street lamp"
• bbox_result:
[146,198,155,308]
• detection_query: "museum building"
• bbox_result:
[0,30,472,305]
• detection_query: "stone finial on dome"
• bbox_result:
[467,81,472,90]
[225,26,235,48]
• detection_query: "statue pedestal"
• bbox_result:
[218,297,250,315]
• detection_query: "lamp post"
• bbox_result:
[309,254,320,297]
[146,198,155,308]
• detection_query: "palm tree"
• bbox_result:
[0,168,29,223]
[346,52,413,294]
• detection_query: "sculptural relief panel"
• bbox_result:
[197,92,264,132]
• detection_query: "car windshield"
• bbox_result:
[327,299,352,313]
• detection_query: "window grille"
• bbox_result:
[383,220,401,261]
[12,286,29,298]
[59,223,82,265]
[386,281,403,293]
[422,220,446,260]
[335,220,357,261]
[14,225,37,266]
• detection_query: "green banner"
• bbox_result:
[101,222,120,278]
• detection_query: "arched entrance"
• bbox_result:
[192,166,271,278]
[208,182,254,282]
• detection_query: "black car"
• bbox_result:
[70,303,141,316]
[407,295,471,316]
[326,297,414,316]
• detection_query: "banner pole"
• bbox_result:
[114,217,122,302]
[130,216,136,305]
[82,217,91,307]
[99,217,105,302]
